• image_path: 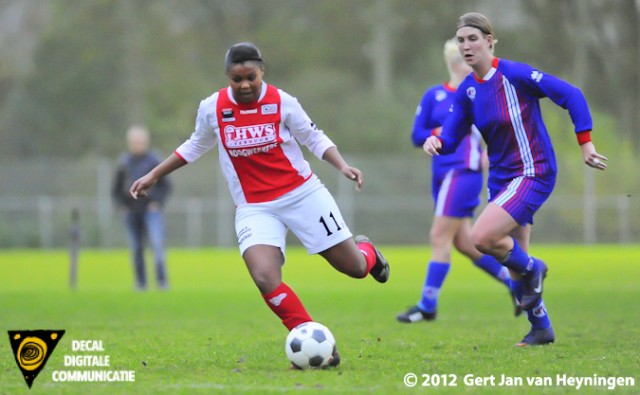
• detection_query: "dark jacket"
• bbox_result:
[112,150,171,213]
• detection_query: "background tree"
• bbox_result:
[0,0,636,157]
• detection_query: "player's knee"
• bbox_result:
[429,228,450,249]
[454,239,476,258]
[471,230,497,254]
[250,269,280,294]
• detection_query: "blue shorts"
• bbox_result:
[488,175,556,226]
[432,169,482,218]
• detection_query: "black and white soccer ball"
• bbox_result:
[285,322,336,369]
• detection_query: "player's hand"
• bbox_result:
[129,174,157,199]
[423,136,442,156]
[343,166,363,191]
[580,142,607,171]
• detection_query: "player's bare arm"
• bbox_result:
[130,153,186,199]
[322,146,363,191]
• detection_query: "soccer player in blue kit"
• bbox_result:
[397,38,519,324]
[424,12,607,346]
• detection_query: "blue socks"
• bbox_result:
[418,249,549,331]
[473,255,511,287]
[500,238,533,274]
[510,278,523,303]
[418,257,511,313]
[527,298,551,330]
[418,261,450,313]
[512,278,552,330]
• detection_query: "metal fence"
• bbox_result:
[0,155,636,248]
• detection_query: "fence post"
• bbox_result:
[38,196,53,248]
[97,158,113,248]
[216,173,234,247]
[69,208,80,289]
[185,198,203,248]
[337,171,355,230]
[583,167,596,244]
[618,195,631,244]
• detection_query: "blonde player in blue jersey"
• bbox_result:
[397,38,520,324]
[424,12,607,346]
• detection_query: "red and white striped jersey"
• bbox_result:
[175,82,336,206]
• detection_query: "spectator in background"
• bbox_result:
[112,124,171,290]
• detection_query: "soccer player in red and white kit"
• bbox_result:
[129,42,389,366]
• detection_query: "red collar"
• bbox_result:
[443,82,457,92]
[473,57,500,83]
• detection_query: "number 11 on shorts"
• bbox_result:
[319,212,342,236]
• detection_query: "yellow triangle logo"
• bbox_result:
[8,330,65,388]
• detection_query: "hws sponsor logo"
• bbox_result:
[224,123,277,148]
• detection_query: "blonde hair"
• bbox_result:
[443,38,462,65]
[457,12,498,51]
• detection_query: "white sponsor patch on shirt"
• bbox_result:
[261,104,277,115]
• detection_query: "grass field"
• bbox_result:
[0,245,639,394]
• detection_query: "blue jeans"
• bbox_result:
[124,209,168,289]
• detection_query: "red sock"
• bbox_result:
[357,241,377,276]
[262,282,312,330]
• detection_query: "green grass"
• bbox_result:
[0,246,639,394]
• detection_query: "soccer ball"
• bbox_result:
[285,322,336,369]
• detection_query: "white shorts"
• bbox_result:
[235,176,353,257]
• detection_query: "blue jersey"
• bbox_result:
[439,58,592,185]
[412,82,482,176]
